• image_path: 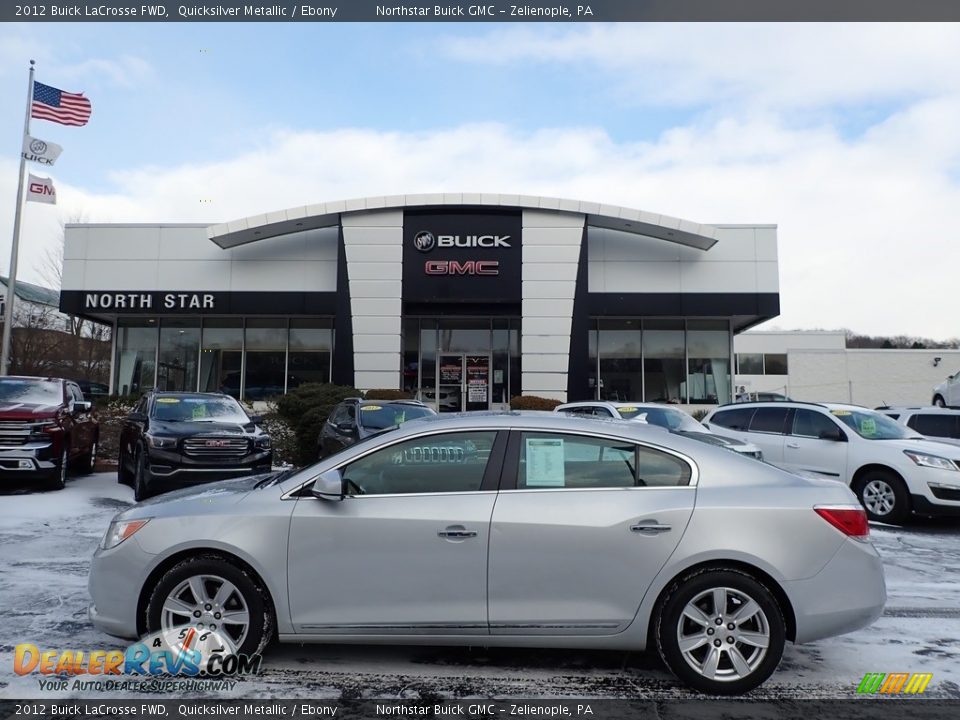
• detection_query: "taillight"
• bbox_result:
[815,506,870,539]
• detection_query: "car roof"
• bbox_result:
[387,410,676,438]
[877,406,960,415]
[355,398,428,406]
[711,400,875,412]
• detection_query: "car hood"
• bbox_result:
[118,471,280,520]
[0,402,62,419]
[892,436,960,457]
[149,419,261,437]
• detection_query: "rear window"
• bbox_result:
[710,407,754,431]
[748,407,790,434]
[907,414,959,439]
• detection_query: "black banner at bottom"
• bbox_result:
[2,700,959,720]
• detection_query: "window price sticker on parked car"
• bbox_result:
[525,437,565,487]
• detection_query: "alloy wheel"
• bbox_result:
[862,479,896,517]
[161,574,251,649]
[676,586,770,682]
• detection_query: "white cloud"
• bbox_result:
[1,103,958,340]
[441,24,960,110]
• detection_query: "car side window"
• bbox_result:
[67,384,82,403]
[341,431,497,495]
[593,407,614,417]
[710,407,754,431]
[909,414,958,439]
[748,407,790,434]
[516,432,691,489]
[792,409,840,439]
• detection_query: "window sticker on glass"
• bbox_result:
[831,410,852,416]
[619,406,638,413]
[191,404,207,419]
[525,438,565,487]
[155,398,180,404]
[361,405,382,411]
[860,417,877,436]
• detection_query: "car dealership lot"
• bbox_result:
[1,473,959,700]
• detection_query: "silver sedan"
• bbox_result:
[88,412,885,695]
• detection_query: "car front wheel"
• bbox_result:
[145,555,274,657]
[656,568,785,695]
[45,446,69,491]
[133,450,154,502]
[855,470,909,524]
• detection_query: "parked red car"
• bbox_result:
[0,376,99,490]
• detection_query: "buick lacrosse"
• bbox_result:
[89,412,885,694]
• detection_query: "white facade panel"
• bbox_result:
[344,243,402,264]
[522,263,579,282]
[680,261,758,293]
[63,227,88,260]
[82,260,159,289]
[350,298,402,318]
[351,317,402,335]
[230,261,305,292]
[347,280,403,298]
[344,262,402,281]
[522,227,584,244]
[60,258,86,290]
[158,227,225,260]
[522,354,570,373]
[521,281,578,299]
[522,299,574,318]
[521,372,571,393]
[522,245,581,264]
[85,227,161,260]
[354,353,403,372]
[601,261,681,293]
[354,371,402,390]
[158,261,232,290]
[352,335,403,353]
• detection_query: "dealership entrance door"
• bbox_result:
[403,317,521,413]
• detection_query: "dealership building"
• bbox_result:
[60,194,780,410]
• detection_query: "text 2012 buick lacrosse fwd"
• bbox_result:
[88,412,885,694]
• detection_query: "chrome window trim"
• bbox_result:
[282,424,700,499]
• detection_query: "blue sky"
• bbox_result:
[1,22,959,339]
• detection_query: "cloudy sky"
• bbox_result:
[0,22,958,339]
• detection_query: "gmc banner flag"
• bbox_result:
[26,174,57,204]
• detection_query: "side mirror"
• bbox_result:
[72,400,92,414]
[818,428,846,442]
[310,469,344,501]
[336,421,357,434]
[248,414,263,425]
[128,412,147,423]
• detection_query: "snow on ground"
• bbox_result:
[1,473,959,700]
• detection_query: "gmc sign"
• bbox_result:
[425,260,499,276]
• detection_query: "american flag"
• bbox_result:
[31,81,92,127]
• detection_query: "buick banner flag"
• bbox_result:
[22,135,63,166]
[26,174,57,204]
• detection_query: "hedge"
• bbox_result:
[509,395,563,411]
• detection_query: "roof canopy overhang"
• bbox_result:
[206,194,720,251]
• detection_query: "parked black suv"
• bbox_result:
[118,392,272,500]
[318,398,435,459]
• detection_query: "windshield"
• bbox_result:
[830,408,913,440]
[151,395,250,424]
[621,406,704,433]
[0,378,62,405]
[358,403,434,430]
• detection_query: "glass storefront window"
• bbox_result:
[402,320,419,395]
[115,319,158,396]
[418,320,437,403]
[687,320,732,405]
[599,319,643,402]
[200,319,243,397]
[736,353,764,375]
[244,319,287,400]
[157,318,200,392]
[288,319,332,390]
[643,320,686,403]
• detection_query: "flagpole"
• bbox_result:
[1,59,35,376]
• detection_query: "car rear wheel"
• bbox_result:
[145,555,274,657]
[933,395,946,408]
[855,470,909,524]
[656,568,785,695]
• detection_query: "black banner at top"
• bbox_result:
[4,1,960,23]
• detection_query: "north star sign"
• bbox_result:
[84,292,217,310]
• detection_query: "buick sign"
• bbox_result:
[413,231,436,252]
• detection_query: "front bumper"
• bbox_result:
[904,466,960,516]
[786,536,886,644]
[145,448,273,484]
[0,441,59,476]
[88,536,156,640]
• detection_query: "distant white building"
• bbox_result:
[734,330,960,408]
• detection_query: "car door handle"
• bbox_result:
[630,522,671,535]
[786,442,800,449]
[438,527,478,540]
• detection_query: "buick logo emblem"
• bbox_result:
[413,231,436,252]
[29,139,47,154]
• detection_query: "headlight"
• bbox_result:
[255,436,271,450]
[146,435,177,449]
[101,519,150,550]
[904,450,958,471]
[29,420,60,439]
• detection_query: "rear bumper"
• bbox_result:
[786,537,886,644]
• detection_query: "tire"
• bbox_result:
[933,395,946,408]
[145,554,274,657]
[118,448,133,486]
[854,470,910,524]
[45,446,69,492]
[133,450,153,502]
[75,438,98,476]
[656,568,786,695]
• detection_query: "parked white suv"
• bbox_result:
[702,401,960,524]
[875,406,960,448]
[555,401,764,460]
[932,371,960,408]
